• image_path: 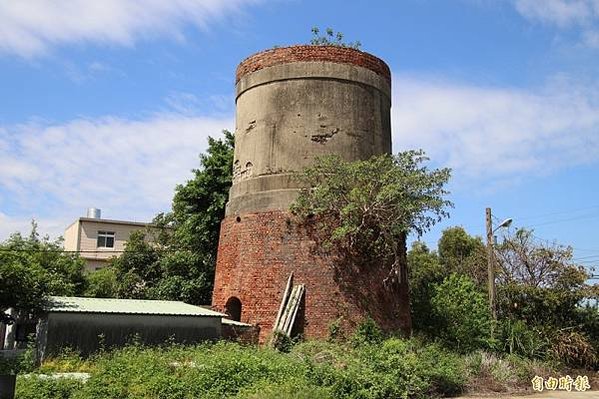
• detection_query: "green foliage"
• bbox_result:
[38,348,96,374]
[15,376,84,399]
[292,151,452,283]
[0,222,86,314]
[15,337,566,398]
[327,318,344,342]
[407,241,444,334]
[238,380,333,399]
[438,226,486,286]
[410,224,598,368]
[109,231,161,299]
[296,338,465,399]
[77,342,308,399]
[496,319,548,359]
[0,349,35,375]
[310,27,361,49]
[431,274,492,353]
[351,318,384,347]
[293,152,452,242]
[151,130,234,305]
[21,338,469,399]
[271,331,294,353]
[573,304,599,357]
[492,228,598,367]
[409,228,486,336]
[83,267,118,298]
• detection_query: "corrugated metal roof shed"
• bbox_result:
[46,296,226,317]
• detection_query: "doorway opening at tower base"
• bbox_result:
[225,296,242,322]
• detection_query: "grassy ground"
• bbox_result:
[12,337,584,399]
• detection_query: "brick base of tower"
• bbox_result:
[212,210,412,344]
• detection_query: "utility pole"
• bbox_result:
[486,207,497,321]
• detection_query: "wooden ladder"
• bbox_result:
[270,273,305,346]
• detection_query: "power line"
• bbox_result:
[513,205,599,222]
[522,213,599,229]
[572,254,599,261]
[528,232,599,254]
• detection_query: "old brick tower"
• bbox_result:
[212,45,411,343]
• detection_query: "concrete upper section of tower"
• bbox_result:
[227,45,392,216]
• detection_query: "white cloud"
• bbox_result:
[512,0,599,47]
[392,74,599,180]
[0,113,233,240]
[3,75,599,240]
[0,0,259,58]
[514,0,596,26]
[0,212,67,242]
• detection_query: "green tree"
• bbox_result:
[168,129,234,260]
[431,274,492,352]
[110,231,161,299]
[438,226,486,286]
[154,130,234,304]
[492,228,598,366]
[292,151,452,287]
[0,222,86,318]
[495,228,596,327]
[84,267,118,298]
[407,242,444,334]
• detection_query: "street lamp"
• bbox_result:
[486,209,512,322]
[495,218,513,232]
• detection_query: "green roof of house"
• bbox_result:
[46,296,226,317]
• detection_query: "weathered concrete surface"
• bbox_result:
[228,60,391,215]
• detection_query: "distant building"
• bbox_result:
[64,208,156,271]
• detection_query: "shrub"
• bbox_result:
[548,329,597,369]
[15,338,575,399]
[271,331,295,353]
[496,319,548,359]
[0,348,36,375]
[350,318,384,347]
[77,342,308,399]
[236,379,332,399]
[15,375,84,399]
[84,267,118,298]
[38,348,96,374]
[309,27,361,49]
[463,351,554,393]
[295,338,465,399]
[431,274,492,352]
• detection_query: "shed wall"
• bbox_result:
[38,312,221,359]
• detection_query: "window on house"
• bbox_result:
[97,231,115,248]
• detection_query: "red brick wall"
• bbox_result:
[236,45,391,84]
[221,323,260,344]
[212,211,411,344]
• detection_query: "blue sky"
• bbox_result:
[1,0,598,270]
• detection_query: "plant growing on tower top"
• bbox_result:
[310,27,362,50]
